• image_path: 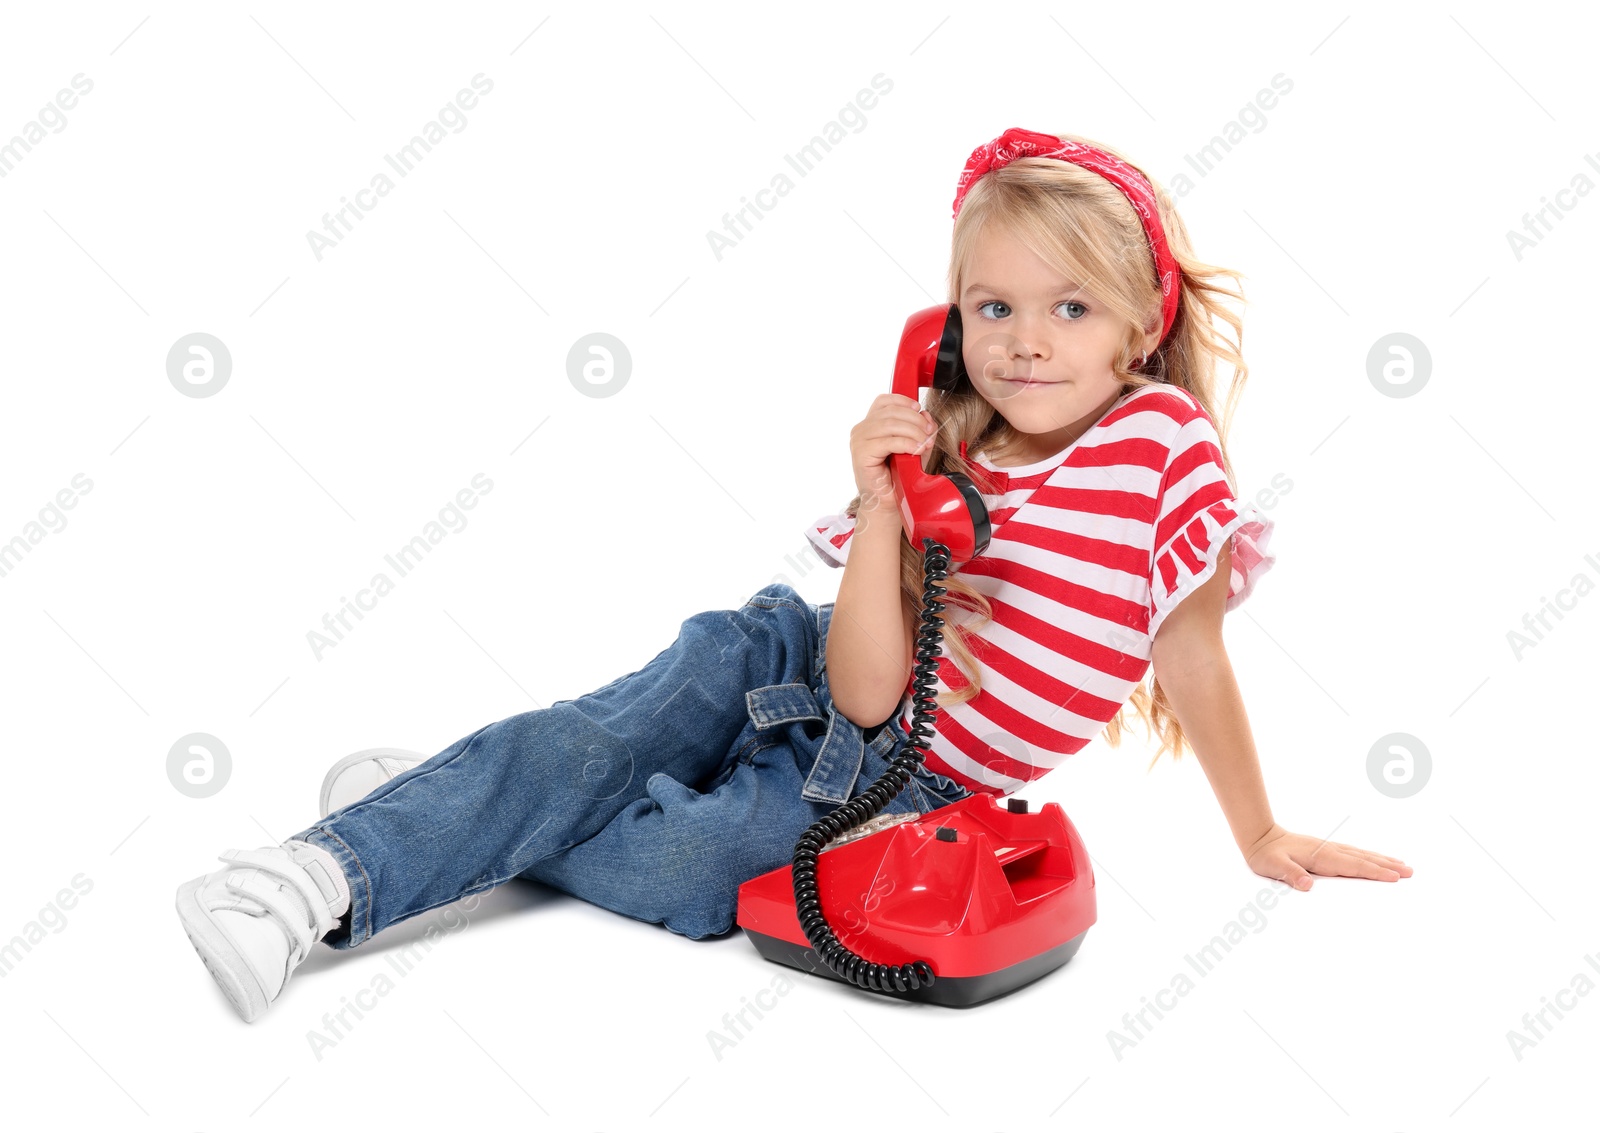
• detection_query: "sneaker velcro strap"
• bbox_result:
[226,870,319,963]
[217,848,335,940]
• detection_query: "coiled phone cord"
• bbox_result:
[790,537,951,994]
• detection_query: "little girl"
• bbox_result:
[176,126,1411,1023]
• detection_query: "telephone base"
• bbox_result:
[737,793,1097,1006]
[742,926,1086,1008]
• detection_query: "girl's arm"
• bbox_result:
[1150,542,1276,850]
[827,497,916,729]
[1151,542,1412,888]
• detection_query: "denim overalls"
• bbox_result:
[292,582,973,946]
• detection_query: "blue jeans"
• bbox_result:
[290,582,972,946]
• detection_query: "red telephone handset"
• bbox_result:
[890,304,992,569]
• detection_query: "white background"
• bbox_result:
[1,1,1594,1129]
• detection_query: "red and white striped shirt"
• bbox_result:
[805,384,1275,797]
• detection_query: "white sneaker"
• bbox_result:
[318,747,425,815]
[175,841,350,1023]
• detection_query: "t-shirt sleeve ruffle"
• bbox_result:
[1146,407,1277,638]
[805,512,857,568]
[1148,500,1276,638]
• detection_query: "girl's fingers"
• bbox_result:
[1353,859,1405,880]
[1331,842,1408,865]
[875,405,936,431]
[1338,854,1397,879]
[1275,863,1314,891]
[887,414,936,440]
[1312,849,1405,881]
[1355,853,1412,876]
[873,422,935,454]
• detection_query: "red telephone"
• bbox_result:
[734,304,1097,1006]
[888,304,992,569]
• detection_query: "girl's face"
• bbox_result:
[959,223,1156,462]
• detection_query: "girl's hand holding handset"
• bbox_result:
[850,393,938,517]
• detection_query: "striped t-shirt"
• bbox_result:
[805,383,1276,797]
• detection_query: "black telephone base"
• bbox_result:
[740,928,1087,1008]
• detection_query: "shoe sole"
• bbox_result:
[175,875,269,1023]
[317,747,426,817]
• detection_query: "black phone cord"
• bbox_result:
[790,537,952,994]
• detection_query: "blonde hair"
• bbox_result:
[842,131,1252,770]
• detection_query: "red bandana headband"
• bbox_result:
[952,126,1180,347]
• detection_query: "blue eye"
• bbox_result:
[974,300,1089,321]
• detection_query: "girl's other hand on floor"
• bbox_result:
[1242,823,1414,891]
